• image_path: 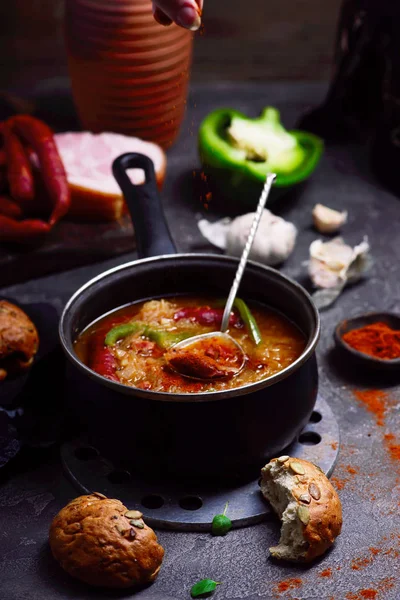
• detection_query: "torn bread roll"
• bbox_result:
[260,456,342,562]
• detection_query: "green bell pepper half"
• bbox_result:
[198,106,324,206]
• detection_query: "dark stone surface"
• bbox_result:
[1,81,400,599]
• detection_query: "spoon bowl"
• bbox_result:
[165,331,246,381]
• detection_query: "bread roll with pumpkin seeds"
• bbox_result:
[0,300,38,380]
[49,493,164,588]
[260,456,342,562]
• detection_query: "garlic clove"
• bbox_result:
[312,203,348,234]
[308,236,371,309]
[308,237,354,289]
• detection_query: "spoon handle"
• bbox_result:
[220,173,277,333]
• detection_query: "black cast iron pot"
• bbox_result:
[59,153,320,482]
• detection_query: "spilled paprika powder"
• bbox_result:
[352,390,388,427]
[383,433,400,463]
[273,577,302,593]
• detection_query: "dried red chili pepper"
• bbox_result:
[2,121,34,202]
[8,115,70,225]
[173,306,242,328]
[0,195,23,219]
[0,149,7,167]
[0,215,50,243]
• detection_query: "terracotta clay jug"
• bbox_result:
[65,0,194,148]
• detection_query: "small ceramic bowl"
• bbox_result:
[334,312,400,370]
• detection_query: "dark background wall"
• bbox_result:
[0,0,342,89]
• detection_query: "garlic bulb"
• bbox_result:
[198,209,297,266]
[226,211,297,265]
[312,204,347,234]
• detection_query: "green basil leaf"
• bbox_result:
[211,514,232,536]
[190,579,221,597]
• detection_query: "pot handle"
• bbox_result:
[112,152,177,259]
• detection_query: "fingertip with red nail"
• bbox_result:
[152,0,202,31]
[176,3,202,30]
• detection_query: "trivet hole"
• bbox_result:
[179,496,203,511]
[309,410,322,423]
[298,431,322,445]
[141,495,165,509]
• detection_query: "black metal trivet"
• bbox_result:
[60,395,339,531]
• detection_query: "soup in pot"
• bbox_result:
[74,296,306,393]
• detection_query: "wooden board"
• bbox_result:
[0,215,135,287]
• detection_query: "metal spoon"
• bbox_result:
[165,173,277,380]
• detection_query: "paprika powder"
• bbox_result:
[342,322,400,360]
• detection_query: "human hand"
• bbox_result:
[152,0,203,31]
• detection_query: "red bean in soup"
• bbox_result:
[74,296,306,393]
